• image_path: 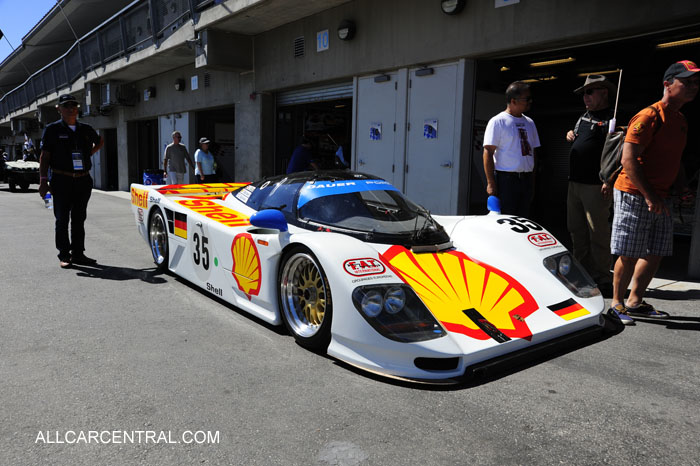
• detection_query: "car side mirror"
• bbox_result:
[250,209,288,232]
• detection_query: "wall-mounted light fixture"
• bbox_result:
[374,74,391,83]
[174,79,185,91]
[576,69,620,77]
[656,36,700,49]
[415,67,434,77]
[441,0,466,15]
[529,57,575,68]
[337,20,356,41]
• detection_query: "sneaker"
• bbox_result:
[59,258,72,269]
[608,303,635,326]
[71,254,97,265]
[625,301,669,319]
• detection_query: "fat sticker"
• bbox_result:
[528,233,557,247]
[344,258,386,276]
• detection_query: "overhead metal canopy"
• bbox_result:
[0,0,133,91]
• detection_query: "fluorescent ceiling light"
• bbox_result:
[529,57,575,67]
[521,76,558,83]
[656,37,700,49]
[577,69,621,77]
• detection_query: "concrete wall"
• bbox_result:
[253,0,700,92]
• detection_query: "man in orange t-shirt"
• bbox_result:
[608,60,699,323]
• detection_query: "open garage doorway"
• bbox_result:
[473,27,700,249]
[195,107,235,182]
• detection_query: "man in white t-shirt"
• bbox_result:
[482,81,540,216]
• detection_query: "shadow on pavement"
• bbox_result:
[70,263,167,284]
[632,315,700,331]
[645,288,700,301]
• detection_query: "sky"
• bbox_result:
[0,0,57,63]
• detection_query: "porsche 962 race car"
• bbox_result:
[130,171,609,382]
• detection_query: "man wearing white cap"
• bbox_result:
[565,74,617,295]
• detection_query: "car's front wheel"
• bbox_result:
[148,208,169,271]
[278,246,332,351]
[19,182,29,191]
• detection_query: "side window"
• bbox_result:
[260,182,301,213]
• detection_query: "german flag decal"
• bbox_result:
[548,298,590,321]
[174,212,187,239]
[381,246,537,341]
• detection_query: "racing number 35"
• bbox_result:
[497,216,543,233]
[193,232,210,270]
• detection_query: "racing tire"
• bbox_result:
[8,181,17,192]
[148,208,169,272]
[19,182,29,191]
[278,245,332,352]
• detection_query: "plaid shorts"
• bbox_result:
[611,189,673,257]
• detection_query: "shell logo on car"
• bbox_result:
[381,246,537,341]
[131,187,148,208]
[176,199,249,228]
[231,233,261,300]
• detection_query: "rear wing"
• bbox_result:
[132,182,250,200]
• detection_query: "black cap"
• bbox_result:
[57,94,79,106]
[663,60,700,82]
[199,137,210,144]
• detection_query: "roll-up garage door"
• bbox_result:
[277,82,353,106]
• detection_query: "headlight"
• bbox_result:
[384,287,406,314]
[352,285,445,342]
[543,252,599,298]
[360,290,383,317]
[558,254,571,276]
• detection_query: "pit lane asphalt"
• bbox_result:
[1,186,699,466]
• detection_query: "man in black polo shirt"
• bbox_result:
[39,94,104,268]
[565,75,616,293]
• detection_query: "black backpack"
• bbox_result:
[599,105,661,186]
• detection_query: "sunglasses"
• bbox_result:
[584,88,604,95]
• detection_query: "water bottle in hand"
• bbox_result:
[44,193,53,209]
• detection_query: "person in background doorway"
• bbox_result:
[482,81,540,216]
[38,94,104,268]
[163,131,193,185]
[195,137,218,183]
[286,137,318,174]
[608,60,699,324]
[565,74,616,295]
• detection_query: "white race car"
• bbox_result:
[130,171,614,382]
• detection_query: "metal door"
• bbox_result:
[405,62,461,214]
[354,71,406,187]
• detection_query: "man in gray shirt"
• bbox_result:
[163,131,193,184]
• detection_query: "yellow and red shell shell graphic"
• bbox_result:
[231,233,261,300]
[380,246,537,340]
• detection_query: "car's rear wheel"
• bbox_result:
[278,246,332,351]
[19,182,29,191]
[8,180,17,192]
[148,208,169,271]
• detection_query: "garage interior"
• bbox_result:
[472,27,700,268]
